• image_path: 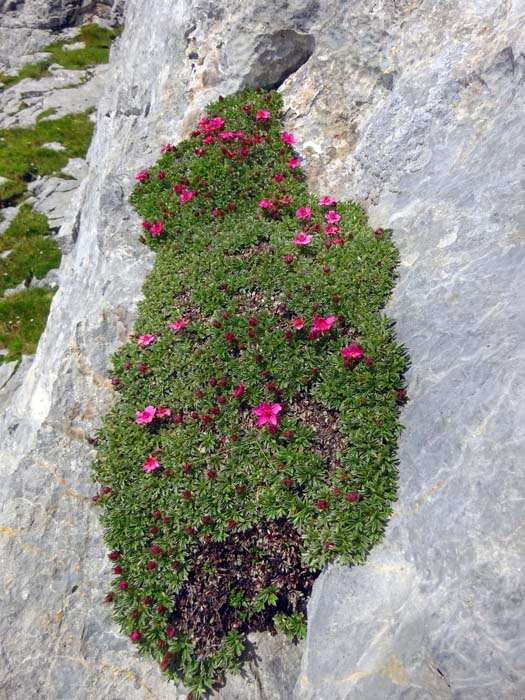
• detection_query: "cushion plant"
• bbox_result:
[92,87,407,699]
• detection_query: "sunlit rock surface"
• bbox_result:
[1,1,524,698]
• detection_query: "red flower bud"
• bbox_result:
[147,561,156,571]
[346,491,359,502]
[108,551,119,561]
[227,519,236,529]
[182,490,191,500]
[316,499,328,510]
[171,560,180,569]
[104,592,114,603]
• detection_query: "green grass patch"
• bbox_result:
[0,286,56,362]
[0,23,122,90]
[0,109,94,206]
[92,88,407,698]
[0,204,61,295]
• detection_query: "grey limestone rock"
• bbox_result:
[0,1,524,699]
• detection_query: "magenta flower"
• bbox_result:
[342,344,364,359]
[180,189,196,204]
[135,406,156,424]
[232,384,245,398]
[291,318,305,329]
[281,132,296,145]
[158,170,165,179]
[169,319,189,332]
[311,315,336,333]
[296,207,311,219]
[319,196,337,206]
[130,630,141,642]
[294,232,312,245]
[256,110,270,120]
[325,224,340,235]
[138,334,155,346]
[135,170,149,182]
[156,407,171,418]
[209,116,225,129]
[287,158,300,168]
[253,401,282,427]
[160,143,172,153]
[325,210,341,224]
[219,131,235,140]
[143,455,160,472]
[150,221,163,236]
[202,135,214,144]
[259,199,273,209]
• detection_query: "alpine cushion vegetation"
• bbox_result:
[92,87,407,698]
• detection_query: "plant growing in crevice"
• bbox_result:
[92,87,407,698]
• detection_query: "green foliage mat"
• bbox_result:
[92,88,407,698]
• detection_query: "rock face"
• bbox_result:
[1,1,524,699]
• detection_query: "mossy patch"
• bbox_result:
[0,204,61,295]
[92,88,407,698]
[0,286,56,363]
[0,23,122,90]
[0,109,94,206]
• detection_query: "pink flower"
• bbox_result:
[156,407,171,418]
[291,318,304,329]
[256,110,270,120]
[281,132,296,145]
[150,221,163,236]
[209,116,225,129]
[169,319,189,332]
[311,315,336,333]
[287,158,300,168]
[202,135,214,144]
[294,232,312,245]
[135,406,156,424]
[325,210,341,224]
[212,209,221,216]
[142,220,151,230]
[143,455,160,472]
[232,384,245,398]
[219,131,235,140]
[135,170,149,182]
[296,207,311,219]
[160,143,172,153]
[319,196,337,206]
[259,199,273,209]
[342,344,364,359]
[158,170,165,179]
[325,224,340,235]
[253,401,282,427]
[130,630,141,642]
[138,334,155,346]
[180,189,196,204]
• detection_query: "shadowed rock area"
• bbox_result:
[1,1,524,699]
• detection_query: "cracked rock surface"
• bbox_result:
[1,1,524,699]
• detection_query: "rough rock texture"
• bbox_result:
[1,1,524,699]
